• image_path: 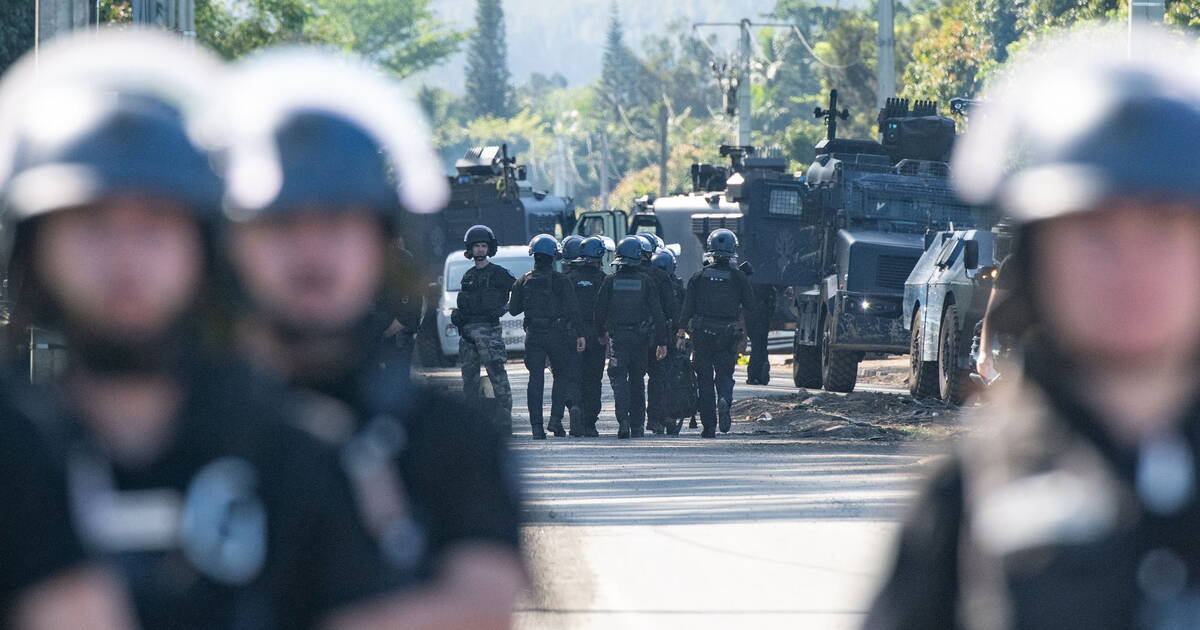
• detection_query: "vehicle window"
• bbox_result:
[446,256,534,292]
[579,215,607,236]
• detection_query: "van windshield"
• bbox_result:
[446,256,534,291]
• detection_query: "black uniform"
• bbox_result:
[745,284,775,386]
[508,261,585,436]
[679,260,755,432]
[596,263,666,436]
[47,361,404,630]
[382,242,423,380]
[640,263,679,433]
[454,262,516,428]
[284,346,522,583]
[0,385,88,616]
[566,262,608,435]
[866,344,1200,630]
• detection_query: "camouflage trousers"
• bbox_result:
[459,322,513,432]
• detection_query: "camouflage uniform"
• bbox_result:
[455,262,516,432]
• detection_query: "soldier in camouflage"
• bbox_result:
[453,225,516,434]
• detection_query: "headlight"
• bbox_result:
[861,300,872,311]
[445,325,458,337]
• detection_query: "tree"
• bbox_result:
[599,2,631,118]
[318,0,465,78]
[196,0,350,60]
[464,0,513,119]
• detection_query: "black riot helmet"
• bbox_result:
[651,250,677,275]
[561,235,585,261]
[615,236,644,266]
[706,229,738,258]
[465,225,498,259]
[216,49,448,227]
[528,233,559,258]
[0,32,224,263]
[580,236,606,261]
[953,27,1200,223]
[635,233,656,259]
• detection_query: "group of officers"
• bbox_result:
[452,225,756,440]
[0,31,524,630]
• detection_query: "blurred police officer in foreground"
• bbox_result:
[453,225,516,433]
[0,31,405,629]
[380,235,423,383]
[508,234,585,439]
[677,229,755,438]
[866,27,1200,630]
[567,236,610,437]
[596,236,667,438]
[635,233,678,434]
[217,50,524,628]
[0,407,137,630]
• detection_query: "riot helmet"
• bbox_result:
[953,28,1200,223]
[635,233,656,259]
[580,236,607,261]
[464,225,498,259]
[600,236,617,254]
[528,233,559,257]
[651,250,677,275]
[561,235,585,261]
[615,236,644,266]
[707,228,738,258]
[215,49,447,226]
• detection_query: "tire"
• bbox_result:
[792,331,822,389]
[909,307,939,398]
[821,311,859,393]
[938,304,971,404]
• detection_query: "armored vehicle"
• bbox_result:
[903,227,1010,404]
[628,145,810,353]
[790,92,991,392]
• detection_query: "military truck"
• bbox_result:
[415,145,575,366]
[903,227,1010,404]
[790,92,992,393]
[629,145,809,350]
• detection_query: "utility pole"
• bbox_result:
[737,18,752,147]
[876,0,895,109]
[1129,0,1164,56]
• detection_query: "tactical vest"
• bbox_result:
[522,269,563,332]
[608,270,650,328]
[695,266,741,321]
[458,265,509,321]
[568,267,605,322]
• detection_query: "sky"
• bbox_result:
[418,0,867,94]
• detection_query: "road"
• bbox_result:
[421,357,944,630]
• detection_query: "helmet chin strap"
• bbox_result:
[472,255,488,262]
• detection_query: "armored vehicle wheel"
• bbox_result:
[821,313,859,393]
[938,304,971,404]
[792,331,822,389]
[909,308,939,398]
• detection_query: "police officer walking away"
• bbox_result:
[218,49,525,629]
[636,233,678,434]
[596,236,667,438]
[508,234,586,439]
[568,236,609,437]
[454,225,516,433]
[677,229,755,438]
[548,234,587,428]
[865,29,1200,630]
[0,32,408,629]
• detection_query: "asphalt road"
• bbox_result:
[421,358,943,630]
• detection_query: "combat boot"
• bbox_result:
[617,416,630,439]
[701,425,716,438]
[630,420,645,438]
[665,418,681,435]
[646,418,662,434]
[585,417,600,438]
[531,422,547,440]
[568,406,583,437]
[718,398,732,433]
[547,416,566,438]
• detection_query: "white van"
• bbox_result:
[435,245,534,360]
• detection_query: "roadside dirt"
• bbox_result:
[731,389,969,441]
